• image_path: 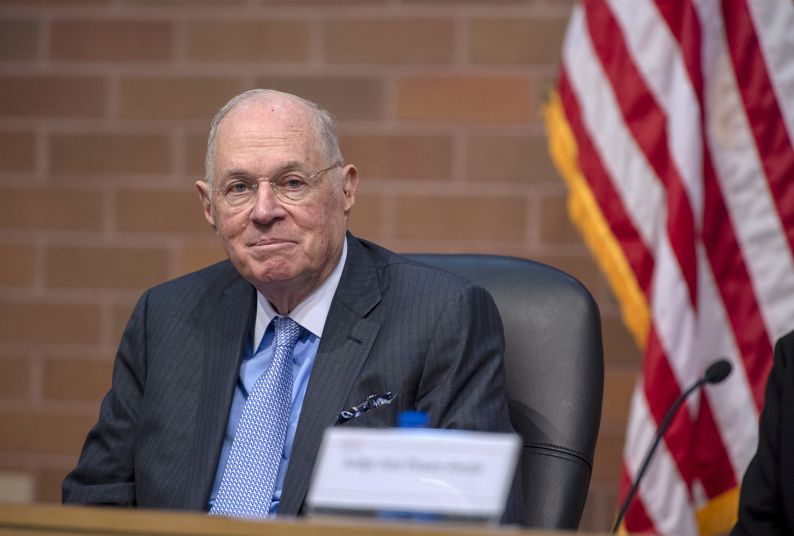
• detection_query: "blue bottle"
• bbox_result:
[376,410,442,523]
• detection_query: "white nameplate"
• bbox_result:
[307,427,520,522]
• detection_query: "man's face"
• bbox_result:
[196,98,357,307]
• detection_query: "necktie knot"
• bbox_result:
[273,316,301,350]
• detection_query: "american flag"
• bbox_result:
[545,1,794,534]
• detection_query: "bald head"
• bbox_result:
[204,89,343,184]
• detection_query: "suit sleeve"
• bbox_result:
[415,284,511,431]
[414,283,523,523]
[732,332,793,535]
[61,291,150,506]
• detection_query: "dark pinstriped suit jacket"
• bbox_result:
[63,235,521,521]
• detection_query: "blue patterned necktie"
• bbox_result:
[210,316,302,518]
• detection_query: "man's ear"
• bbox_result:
[341,164,358,215]
[195,180,217,231]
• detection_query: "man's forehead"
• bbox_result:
[214,124,323,179]
[219,124,306,147]
[217,100,317,145]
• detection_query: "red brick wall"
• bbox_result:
[0,0,641,531]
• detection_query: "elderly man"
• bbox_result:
[63,89,520,522]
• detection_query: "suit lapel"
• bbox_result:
[184,265,256,510]
[278,237,382,514]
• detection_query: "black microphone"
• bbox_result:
[611,358,733,533]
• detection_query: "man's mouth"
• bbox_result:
[248,238,295,248]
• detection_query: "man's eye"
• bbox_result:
[225,182,250,195]
[279,174,309,190]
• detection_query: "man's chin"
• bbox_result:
[237,258,300,287]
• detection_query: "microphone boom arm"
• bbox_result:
[610,379,704,533]
[611,358,731,533]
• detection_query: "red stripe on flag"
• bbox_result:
[584,0,699,309]
[694,395,738,495]
[722,0,794,252]
[559,70,655,295]
[658,0,774,410]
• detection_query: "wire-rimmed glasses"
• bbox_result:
[211,161,344,208]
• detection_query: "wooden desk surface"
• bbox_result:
[0,503,595,536]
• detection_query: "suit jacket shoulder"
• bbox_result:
[338,236,492,312]
[146,260,241,306]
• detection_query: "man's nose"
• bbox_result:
[250,181,287,222]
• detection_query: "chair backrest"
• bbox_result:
[407,254,604,530]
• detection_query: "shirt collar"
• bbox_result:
[253,238,348,347]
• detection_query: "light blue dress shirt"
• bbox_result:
[209,241,348,516]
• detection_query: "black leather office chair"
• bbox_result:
[407,254,604,530]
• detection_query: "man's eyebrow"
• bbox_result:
[221,161,304,180]
[223,169,254,179]
[274,161,303,173]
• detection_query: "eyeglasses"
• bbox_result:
[211,162,344,208]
